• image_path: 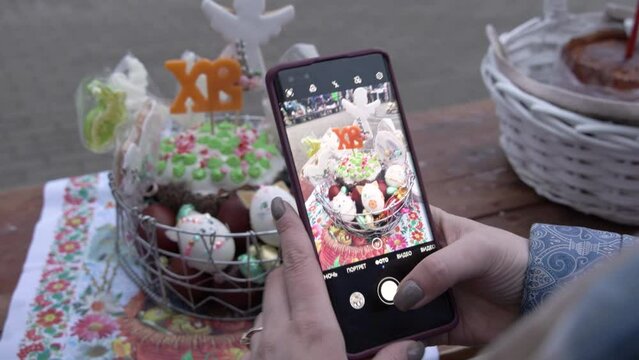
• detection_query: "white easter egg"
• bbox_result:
[385,164,407,188]
[167,206,235,272]
[330,192,357,223]
[250,186,297,247]
[361,182,385,214]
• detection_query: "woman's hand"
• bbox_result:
[394,206,530,345]
[244,198,426,360]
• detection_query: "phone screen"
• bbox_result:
[270,52,454,355]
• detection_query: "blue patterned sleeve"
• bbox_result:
[520,224,637,314]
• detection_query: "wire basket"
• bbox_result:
[111,174,280,321]
[316,173,415,238]
[481,1,639,225]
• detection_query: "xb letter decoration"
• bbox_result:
[165,58,243,114]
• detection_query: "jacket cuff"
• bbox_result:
[520,224,636,314]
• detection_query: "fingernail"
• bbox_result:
[271,197,286,220]
[406,341,425,360]
[394,280,423,311]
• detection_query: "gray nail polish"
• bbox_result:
[406,341,425,360]
[394,280,424,311]
[271,197,286,220]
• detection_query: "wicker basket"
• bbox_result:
[481,5,639,225]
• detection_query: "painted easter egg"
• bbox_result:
[250,185,297,247]
[166,204,235,272]
[384,164,407,188]
[361,182,385,214]
[330,192,357,223]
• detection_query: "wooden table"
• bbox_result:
[1,99,636,344]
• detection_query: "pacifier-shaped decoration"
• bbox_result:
[165,57,243,114]
[77,79,128,153]
[166,204,235,272]
[375,118,405,165]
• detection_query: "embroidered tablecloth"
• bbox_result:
[0,172,439,360]
[0,173,248,360]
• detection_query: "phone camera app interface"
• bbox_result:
[278,55,435,273]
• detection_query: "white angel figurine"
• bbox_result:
[341,87,380,140]
[201,0,295,78]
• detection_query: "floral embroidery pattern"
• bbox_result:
[72,314,118,341]
[15,174,247,359]
[18,175,98,359]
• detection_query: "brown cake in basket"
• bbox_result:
[562,29,639,91]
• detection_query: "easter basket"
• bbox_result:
[111,173,280,321]
[317,173,415,238]
[480,0,639,225]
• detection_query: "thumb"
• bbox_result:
[372,341,425,360]
[394,238,488,311]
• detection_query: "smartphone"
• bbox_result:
[266,49,456,358]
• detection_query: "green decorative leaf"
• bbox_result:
[333,256,341,268]
[36,349,51,360]
[181,351,195,360]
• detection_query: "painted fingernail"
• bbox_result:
[394,280,423,311]
[271,197,286,220]
[406,341,425,360]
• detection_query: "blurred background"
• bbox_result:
[0,0,631,190]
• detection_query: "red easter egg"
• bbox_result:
[217,192,251,254]
[209,267,263,311]
[139,203,179,253]
[350,187,361,203]
[377,180,388,198]
[328,185,341,200]
[166,257,210,304]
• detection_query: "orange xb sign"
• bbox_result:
[165,58,243,114]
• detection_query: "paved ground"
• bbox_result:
[0,0,627,190]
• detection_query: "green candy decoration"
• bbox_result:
[237,254,266,284]
[156,160,167,175]
[192,168,206,181]
[210,168,225,182]
[82,80,127,153]
[173,163,185,178]
[220,143,235,155]
[207,158,223,169]
[160,139,174,153]
[226,155,241,167]
[248,165,262,179]
[199,122,212,133]
[197,135,212,145]
[216,121,236,135]
[182,153,197,165]
[258,158,271,170]
[386,186,398,195]
[208,137,222,150]
[172,154,183,164]
[244,152,257,164]
[230,168,246,184]
[265,144,279,155]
